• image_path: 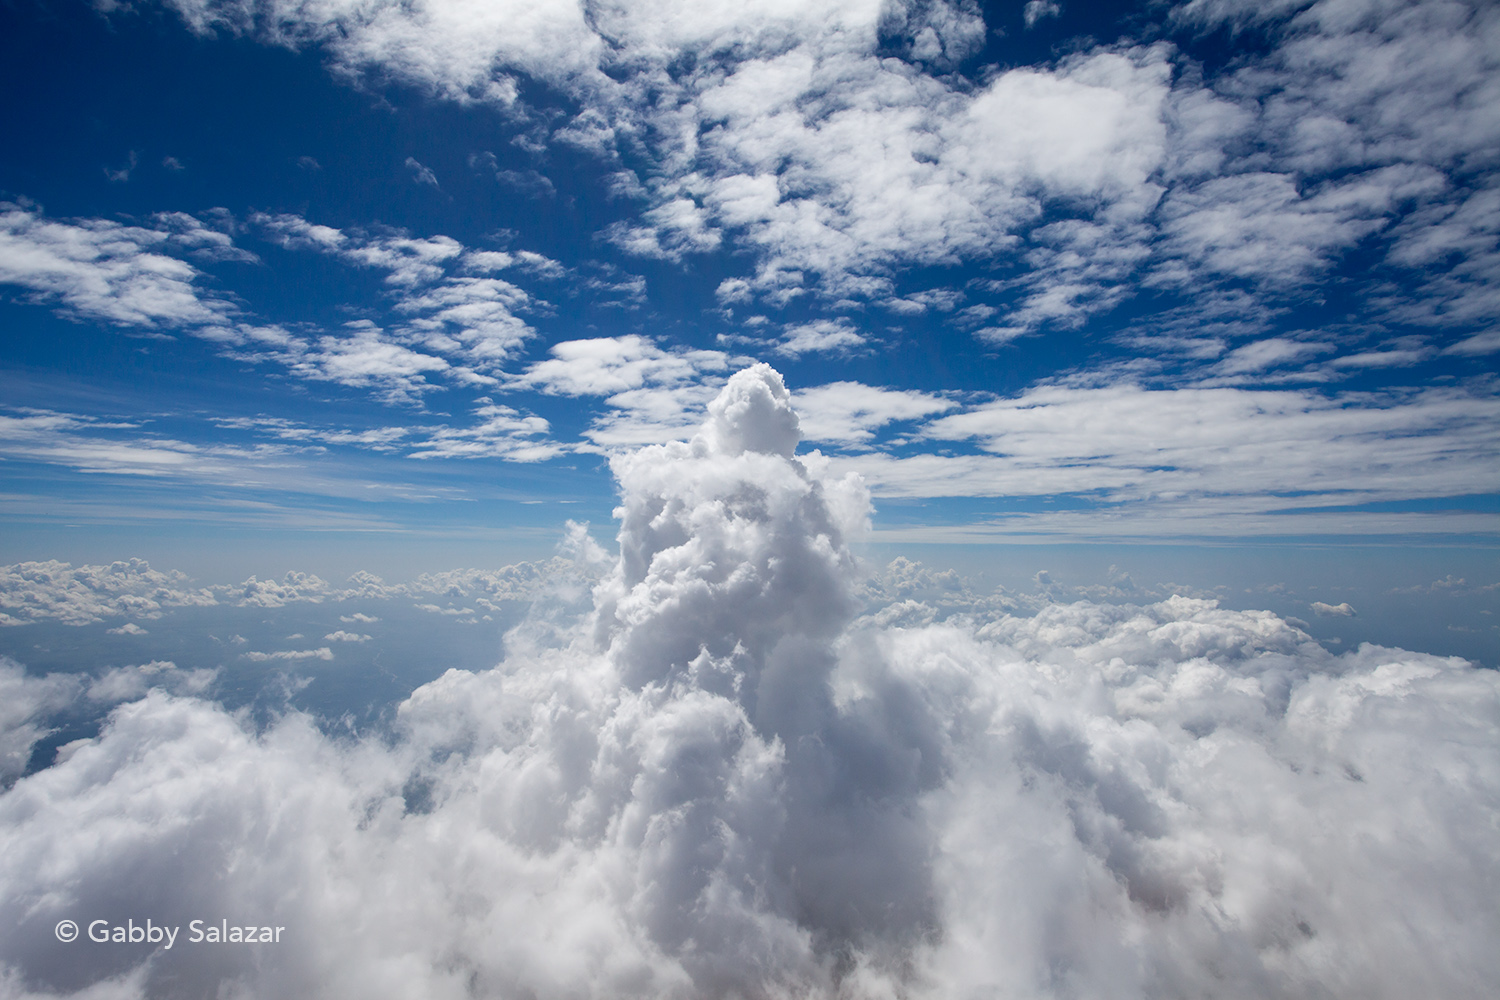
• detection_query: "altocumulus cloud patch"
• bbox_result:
[1,368,1497,999]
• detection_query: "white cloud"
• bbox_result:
[1022,1,1061,29]
[241,647,334,661]
[225,571,335,608]
[1151,1,1500,330]
[104,150,139,183]
[137,0,1500,339]
[404,156,439,188]
[794,381,957,446]
[773,319,867,357]
[689,45,1172,302]
[2,366,1497,998]
[804,381,1500,536]
[912,382,1499,506]
[1150,172,1389,290]
[1311,601,1356,617]
[86,661,217,703]
[1213,337,1335,375]
[406,402,563,462]
[1443,329,1500,356]
[252,213,546,369]
[212,415,414,452]
[0,202,238,329]
[394,278,536,364]
[0,659,79,782]
[0,410,238,480]
[323,631,370,643]
[581,383,725,449]
[157,3,1173,306]
[105,623,149,636]
[282,326,452,403]
[215,408,563,464]
[517,335,729,396]
[0,559,217,627]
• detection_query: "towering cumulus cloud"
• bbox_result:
[2,367,1498,999]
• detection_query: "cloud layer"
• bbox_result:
[2,367,1496,998]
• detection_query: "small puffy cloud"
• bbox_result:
[1311,601,1357,617]
[323,631,371,643]
[1023,1,1062,29]
[404,156,440,188]
[105,623,149,636]
[103,150,138,183]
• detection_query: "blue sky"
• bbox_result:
[0,1,1496,632]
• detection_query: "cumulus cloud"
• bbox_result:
[105,623,149,636]
[0,559,216,627]
[1312,601,1356,617]
[1,365,1498,998]
[0,202,240,329]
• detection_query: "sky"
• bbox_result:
[1,2,1499,996]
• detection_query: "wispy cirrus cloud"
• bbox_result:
[831,382,1499,538]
